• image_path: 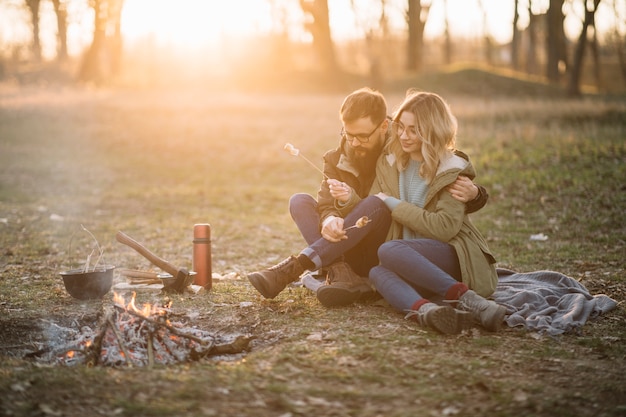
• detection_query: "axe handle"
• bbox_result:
[116,231,178,277]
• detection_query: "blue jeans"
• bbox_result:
[289,194,391,277]
[369,239,462,311]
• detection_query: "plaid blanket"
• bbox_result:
[494,268,618,336]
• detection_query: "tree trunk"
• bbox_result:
[567,0,601,96]
[406,0,429,72]
[443,0,452,65]
[299,0,338,72]
[78,0,109,83]
[25,0,42,62]
[546,0,566,82]
[78,0,125,84]
[51,0,68,62]
[511,0,520,70]
[526,2,538,74]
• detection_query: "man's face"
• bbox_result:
[342,116,387,158]
[342,116,387,172]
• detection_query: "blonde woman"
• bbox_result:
[364,91,505,334]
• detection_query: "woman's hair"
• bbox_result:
[340,87,387,126]
[388,90,457,183]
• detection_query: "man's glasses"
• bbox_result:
[392,121,422,140]
[340,119,384,144]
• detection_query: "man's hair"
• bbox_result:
[340,87,387,125]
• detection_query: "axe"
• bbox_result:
[116,231,194,293]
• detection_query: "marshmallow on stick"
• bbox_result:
[344,216,371,231]
[284,143,328,179]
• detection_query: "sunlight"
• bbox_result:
[121,0,276,48]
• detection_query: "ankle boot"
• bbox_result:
[247,256,305,299]
[316,262,375,307]
[404,303,472,335]
[457,290,506,332]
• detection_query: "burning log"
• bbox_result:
[34,292,254,367]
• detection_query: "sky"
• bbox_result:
[0,0,623,60]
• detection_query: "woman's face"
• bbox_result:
[398,111,423,160]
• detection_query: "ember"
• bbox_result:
[36,292,253,367]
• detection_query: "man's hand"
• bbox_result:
[321,215,347,242]
[447,176,479,203]
[327,179,352,203]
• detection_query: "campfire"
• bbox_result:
[35,292,253,367]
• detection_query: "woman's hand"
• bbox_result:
[374,192,389,201]
[327,179,352,203]
[447,176,478,202]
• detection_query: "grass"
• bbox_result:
[0,70,625,417]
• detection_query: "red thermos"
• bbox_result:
[192,224,212,290]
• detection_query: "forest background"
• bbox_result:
[0,0,625,95]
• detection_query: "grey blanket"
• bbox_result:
[494,268,618,336]
[301,269,618,336]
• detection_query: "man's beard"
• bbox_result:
[347,142,383,175]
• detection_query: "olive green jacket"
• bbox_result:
[338,150,498,297]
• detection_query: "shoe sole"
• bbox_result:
[428,308,473,335]
[316,284,372,307]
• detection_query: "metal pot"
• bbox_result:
[60,265,115,300]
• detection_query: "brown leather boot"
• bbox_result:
[316,262,375,307]
[247,256,305,299]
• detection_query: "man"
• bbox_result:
[248,88,487,307]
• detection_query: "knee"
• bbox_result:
[289,193,315,213]
[377,240,405,262]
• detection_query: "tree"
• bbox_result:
[511,0,521,70]
[406,0,430,71]
[546,0,567,82]
[51,0,68,61]
[442,0,451,65]
[477,0,493,65]
[299,0,337,72]
[567,0,601,96]
[24,0,42,61]
[78,0,124,84]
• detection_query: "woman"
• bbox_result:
[365,90,505,334]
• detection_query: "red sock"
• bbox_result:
[410,299,430,311]
[445,282,468,302]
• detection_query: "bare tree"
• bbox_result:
[511,0,521,70]
[406,0,431,71]
[78,0,124,84]
[349,0,390,88]
[24,0,42,61]
[525,0,540,74]
[546,0,567,82]
[51,0,68,61]
[443,0,451,65]
[476,0,493,65]
[567,0,601,96]
[299,0,338,72]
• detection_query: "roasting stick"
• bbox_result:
[284,143,328,180]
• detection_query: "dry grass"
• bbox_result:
[0,78,625,417]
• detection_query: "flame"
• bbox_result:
[113,291,167,317]
[67,351,75,358]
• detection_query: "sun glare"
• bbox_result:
[121,0,275,48]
